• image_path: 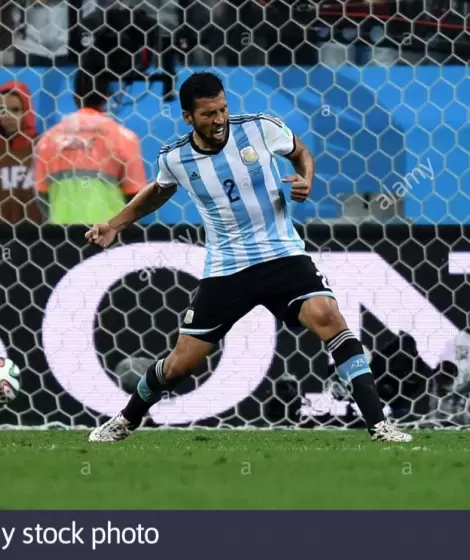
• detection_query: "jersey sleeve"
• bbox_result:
[33,136,50,194]
[156,151,178,188]
[119,131,147,195]
[259,115,296,156]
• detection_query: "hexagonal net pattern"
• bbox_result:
[0,0,469,431]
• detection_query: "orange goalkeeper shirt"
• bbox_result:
[34,108,147,224]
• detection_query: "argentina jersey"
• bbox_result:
[156,113,307,278]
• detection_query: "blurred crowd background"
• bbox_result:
[1,0,469,68]
[0,0,469,227]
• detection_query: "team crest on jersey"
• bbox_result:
[239,146,259,165]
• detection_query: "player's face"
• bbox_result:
[185,92,228,148]
[0,93,23,135]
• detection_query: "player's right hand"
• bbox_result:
[85,224,117,248]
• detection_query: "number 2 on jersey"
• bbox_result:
[223,179,240,204]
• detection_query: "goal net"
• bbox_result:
[0,0,469,431]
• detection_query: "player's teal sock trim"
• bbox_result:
[326,329,370,382]
[137,359,166,403]
[326,329,385,428]
[137,375,155,403]
[336,354,371,383]
[122,359,170,426]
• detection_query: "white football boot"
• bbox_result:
[89,413,134,442]
[370,420,413,443]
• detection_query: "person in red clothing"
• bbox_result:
[0,81,37,150]
[0,80,42,224]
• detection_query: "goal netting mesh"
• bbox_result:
[0,0,469,431]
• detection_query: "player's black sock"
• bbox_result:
[121,359,181,428]
[326,329,385,431]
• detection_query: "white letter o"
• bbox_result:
[42,243,276,424]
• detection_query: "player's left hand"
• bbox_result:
[282,174,312,203]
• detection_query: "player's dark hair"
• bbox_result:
[179,72,225,113]
[73,68,113,110]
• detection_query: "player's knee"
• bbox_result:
[300,297,344,330]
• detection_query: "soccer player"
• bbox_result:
[87,72,412,443]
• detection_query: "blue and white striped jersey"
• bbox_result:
[156,113,307,278]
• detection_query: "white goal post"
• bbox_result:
[0,0,469,430]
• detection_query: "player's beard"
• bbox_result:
[195,124,227,150]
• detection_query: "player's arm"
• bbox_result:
[283,135,315,202]
[86,150,177,247]
[261,115,314,203]
[86,180,176,247]
[107,151,178,233]
[107,181,177,233]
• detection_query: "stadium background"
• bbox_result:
[0,0,470,431]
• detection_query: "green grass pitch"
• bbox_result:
[0,430,468,509]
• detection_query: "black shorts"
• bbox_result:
[179,255,335,343]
